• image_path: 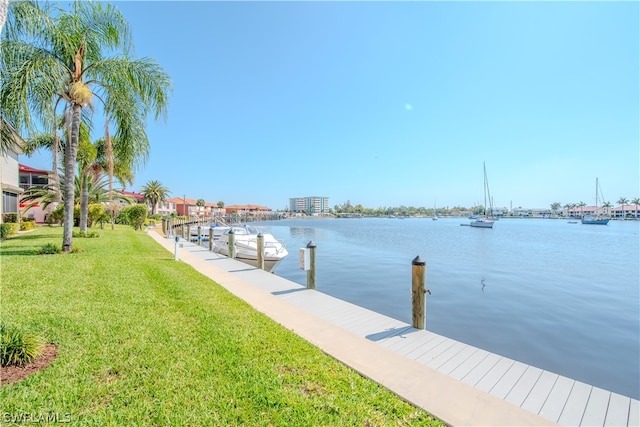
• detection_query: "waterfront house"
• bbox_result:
[612,204,638,220]
[225,204,272,217]
[18,164,50,222]
[1,148,22,221]
[166,197,225,218]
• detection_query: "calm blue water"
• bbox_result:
[251,217,639,399]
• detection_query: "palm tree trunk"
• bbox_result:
[52,126,61,203]
[79,172,88,232]
[62,104,82,252]
[105,121,115,230]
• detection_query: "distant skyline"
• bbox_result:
[19,1,639,210]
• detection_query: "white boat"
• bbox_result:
[432,199,438,220]
[581,178,610,225]
[470,162,495,229]
[211,225,288,272]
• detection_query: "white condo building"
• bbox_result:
[289,196,330,215]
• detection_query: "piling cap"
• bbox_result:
[412,255,426,266]
[307,240,316,248]
[257,232,263,237]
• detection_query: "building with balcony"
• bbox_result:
[289,196,330,215]
[18,164,50,223]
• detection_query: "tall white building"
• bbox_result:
[289,196,330,215]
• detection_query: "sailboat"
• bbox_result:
[432,199,438,220]
[470,162,495,228]
[582,178,610,225]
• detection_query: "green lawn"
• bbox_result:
[1,226,443,426]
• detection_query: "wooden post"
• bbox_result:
[257,233,265,270]
[209,228,213,251]
[182,224,187,239]
[307,241,316,290]
[411,255,427,329]
[228,228,236,259]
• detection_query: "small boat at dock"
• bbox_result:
[211,225,288,273]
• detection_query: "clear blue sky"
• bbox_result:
[23,1,639,210]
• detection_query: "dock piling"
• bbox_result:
[228,228,236,259]
[257,233,265,270]
[306,241,316,290]
[411,256,427,329]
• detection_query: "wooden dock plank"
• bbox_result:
[461,352,501,387]
[348,316,404,337]
[540,376,575,423]
[435,344,478,374]
[366,325,414,342]
[490,361,528,399]
[382,330,438,353]
[504,365,543,406]
[627,399,639,427]
[581,387,610,427]
[604,392,631,427]
[448,348,490,379]
[557,381,591,426]
[415,338,458,364]
[402,334,448,359]
[405,335,451,360]
[475,357,515,392]
[521,370,559,415]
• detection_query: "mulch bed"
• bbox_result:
[0,344,58,385]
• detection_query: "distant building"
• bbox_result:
[289,196,330,215]
[166,197,225,217]
[2,151,23,221]
[18,164,50,223]
[225,204,271,216]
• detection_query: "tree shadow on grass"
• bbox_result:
[0,248,43,256]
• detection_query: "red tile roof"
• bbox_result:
[19,164,49,175]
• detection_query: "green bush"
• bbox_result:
[2,213,18,223]
[0,322,44,367]
[0,223,19,238]
[38,243,61,254]
[73,231,100,238]
[19,220,36,231]
[49,205,64,224]
[122,205,148,230]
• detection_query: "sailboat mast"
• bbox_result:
[595,177,599,208]
[483,162,488,216]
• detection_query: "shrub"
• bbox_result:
[49,205,64,224]
[0,223,19,238]
[73,231,100,238]
[20,220,36,231]
[38,243,61,254]
[2,213,18,223]
[122,205,148,230]
[0,322,44,367]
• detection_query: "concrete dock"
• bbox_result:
[150,231,639,426]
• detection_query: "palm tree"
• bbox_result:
[21,171,132,217]
[141,180,170,215]
[2,1,171,252]
[617,197,629,220]
[550,202,561,218]
[563,203,575,219]
[631,198,640,220]
[601,201,612,218]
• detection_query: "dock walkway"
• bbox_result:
[150,231,639,426]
